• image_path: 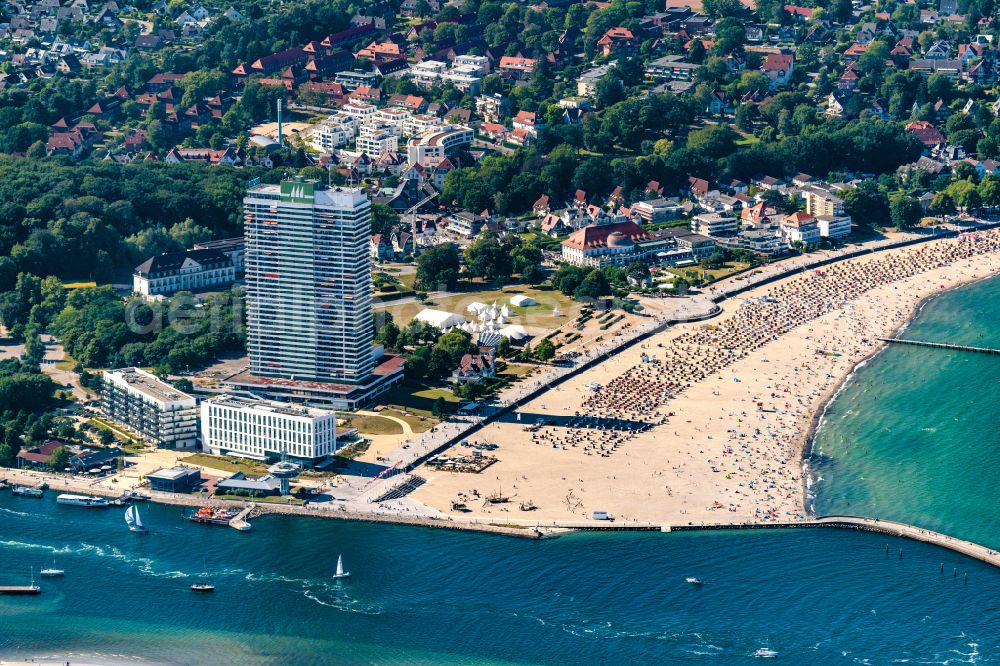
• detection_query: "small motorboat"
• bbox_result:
[332,554,350,579]
[685,577,704,585]
[190,583,215,592]
[753,647,778,658]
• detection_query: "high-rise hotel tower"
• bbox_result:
[243,177,374,384]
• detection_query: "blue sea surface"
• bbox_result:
[811,273,1000,548]
[1,495,998,664]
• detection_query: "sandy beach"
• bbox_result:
[407,230,1000,526]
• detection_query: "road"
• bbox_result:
[0,332,90,401]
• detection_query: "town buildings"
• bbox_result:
[101,368,198,449]
[192,237,246,274]
[560,219,716,268]
[691,213,739,237]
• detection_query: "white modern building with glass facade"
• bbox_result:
[243,177,374,384]
[200,395,339,464]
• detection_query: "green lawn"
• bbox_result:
[668,261,752,282]
[497,362,535,379]
[383,408,435,433]
[378,381,460,417]
[340,414,404,435]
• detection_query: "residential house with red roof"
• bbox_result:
[597,27,636,57]
[761,52,794,87]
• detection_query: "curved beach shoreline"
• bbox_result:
[800,267,1000,513]
[405,228,1000,531]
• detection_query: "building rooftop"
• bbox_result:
[103,367,195,405]
[246,178,368,208]
[206,394,337,419]
[147,466,201,481]
[133,248,230,277]
[193,237,245,251]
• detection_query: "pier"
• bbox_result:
[880,337,1000,355]
[456,515,1000,567]
[229,504,256,531]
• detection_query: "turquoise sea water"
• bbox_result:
[1,496,999,665]
[811,273,1000,549]
[3,275,1000,664]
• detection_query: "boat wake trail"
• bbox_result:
[0,506,37,518]
[302,584,383,615]
[0,539,189,578]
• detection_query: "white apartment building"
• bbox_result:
[410,59,448,86]
[372,107,410,134]
[406,126,474,165]
[475,94,505,122]
[403,113,443,137]
[341,101,377,124]
[444,65,483,92]
[781,212,822,245]
[802,186,846,217]
[411,57,488,92]
[306,113,359,153]
[816,214,852,239]
[691,213,739,237]
[453,54,489,73]
[201,395,340,464]
[577,61,616,97]
[356,125,399,158]
[102,368,198,449]
[243,177,374,384]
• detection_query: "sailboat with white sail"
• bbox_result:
[332,554,350,579]
[40,559,64,577]
[124,504,147,533]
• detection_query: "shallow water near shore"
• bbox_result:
[811,272,1000,548]
[2,494,1000,664]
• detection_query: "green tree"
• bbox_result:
[889,196,924,229]
[432,396,446,418]
[703,251,727,269]
[464,232,515,282]
[930,191,956,216]
[842,182,890,227]
[496,336,512,358]
[48,446,71,470]
[415,244,461,290]
[372,203,400,237]
[405,345,432,379]
[574,269,611,301]
[534,338,556,362]
[0,442,13,467]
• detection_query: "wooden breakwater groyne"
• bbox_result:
[880,337,1000,355]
